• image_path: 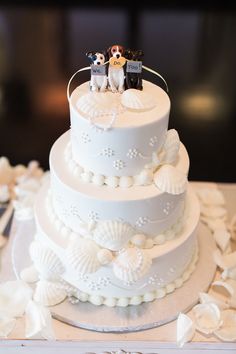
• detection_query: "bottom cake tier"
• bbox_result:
[31,182,200,307]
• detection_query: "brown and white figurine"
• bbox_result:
[107,45,126,93]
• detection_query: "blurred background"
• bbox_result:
[0,2,235,182]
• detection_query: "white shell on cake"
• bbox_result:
[93,220,135,251]
[66,238,100,275]
[34,280,67,306]
[113,248,152,283]
[97,249,113,265]
[29,241,64,280]
[20,265,39,283]
[154,164,187,195]
[121,89,156,111]
[76,92,121,117]
[159,129,180,164]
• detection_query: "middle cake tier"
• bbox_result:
[50,131,189,239]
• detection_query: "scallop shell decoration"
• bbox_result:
[154,165,187,195]
[121,89,156,111]
[113,248,152,283]
[159,129,180,164]
[34,280,67,306]
[66,238,100,275]
[29,241,64,280]
[93,220,135,251]
[76,92,122,117]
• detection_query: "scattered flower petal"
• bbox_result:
[197,188,225,206]
[212,281,234,298]
[214,310,236,342]
[0,280,33,318]
[229,214,236,241]
[0,315,16,338]
[192,303,222,335]
[176,313,195,347]
[213,228,231,253]
[199,292,229,310]
[25,300,55,339]
[0,185,10,203]
[201,205,227,219]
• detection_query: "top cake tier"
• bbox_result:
[69,80,170,177]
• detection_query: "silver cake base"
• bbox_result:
[12,222,216,333]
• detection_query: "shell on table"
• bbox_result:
[76,92,121,117]
[154,164,187,195]
[93,220,135,251]
[29,241,64,280]
[113,247,152,283]
[159,129,180,165]
[34,280,67,306]
[121,89,156,111]
[66,238,101,275]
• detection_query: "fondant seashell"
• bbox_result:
[214,310,236,342]
[66,239,100,275]
[93,220,135,251]
[97,249,113,265]
[192,303,222,335]
[113,248,152,283]
[34,280,67,306]
[154,165,187,195]
[29,241,64,280]
[159,129,180,165]
[176,313,195,348]
[20,265,39,283]
[77,92,121,117]
[121,89,156,111]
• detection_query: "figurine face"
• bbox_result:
[86,52,106,66]
[109,45,125,59]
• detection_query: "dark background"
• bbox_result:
[0,2,235,182]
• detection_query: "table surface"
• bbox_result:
[0,182,236,353]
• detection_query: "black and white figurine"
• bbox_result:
[86,51,107,92]
[125,49,144,90]
[107,45,126,93]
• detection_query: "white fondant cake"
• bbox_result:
[30,77,200,307]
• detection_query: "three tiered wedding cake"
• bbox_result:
[30,47,200,307]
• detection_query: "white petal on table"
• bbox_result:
[213,228,231,253]
[176,313,195,348]
[0,315,16,338]
[199,292,229,310]
[214,309,236,342]
[196,188,225,206]
[25,300,55,339]
[0,280,33,317]
[192,303,222,335]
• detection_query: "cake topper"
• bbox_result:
[107,45,126,93]
[125,49,144,90]
[86,51,107,92]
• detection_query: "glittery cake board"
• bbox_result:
[11,221,217,333]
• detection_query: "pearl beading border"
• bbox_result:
[61,245,199,307]
[64,142,154,188]
[46,190,186,249]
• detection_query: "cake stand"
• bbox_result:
[11,220,217,333]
